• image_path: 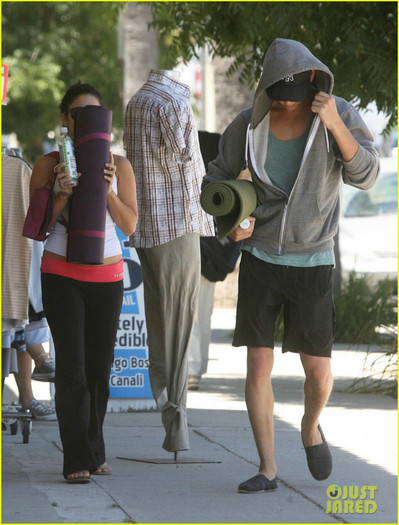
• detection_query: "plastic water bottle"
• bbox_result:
[59,127,78,185]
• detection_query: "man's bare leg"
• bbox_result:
[300,352,333,446]
[245,346,277,480]
[14,351,34,409]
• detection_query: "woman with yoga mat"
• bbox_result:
[30,82,138,483]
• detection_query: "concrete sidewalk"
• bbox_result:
[2,309,397,524]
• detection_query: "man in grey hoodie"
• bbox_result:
[204,38,380,493]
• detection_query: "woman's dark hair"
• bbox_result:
[59,81,103,113]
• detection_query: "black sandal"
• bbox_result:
[238,474,278,493]
[301,424,332,481]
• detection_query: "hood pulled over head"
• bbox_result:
[252,38,334,128]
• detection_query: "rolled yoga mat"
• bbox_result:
[67,105,112,264]
[200,180,257,239]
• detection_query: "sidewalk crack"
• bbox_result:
[193,429,348,524]
[52,441,136,523]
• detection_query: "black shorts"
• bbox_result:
[233,251,335,358]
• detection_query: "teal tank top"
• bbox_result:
[265,118,311,195]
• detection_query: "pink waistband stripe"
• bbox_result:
[41,256,124,282]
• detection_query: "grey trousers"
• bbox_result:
[136,233,200,451]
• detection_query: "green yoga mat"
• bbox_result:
[200,180,257,239]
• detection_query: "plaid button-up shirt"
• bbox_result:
[124,71,214,248]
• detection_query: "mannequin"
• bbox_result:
[124,68,214,455]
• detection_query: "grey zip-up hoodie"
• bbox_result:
[205,38,380,255]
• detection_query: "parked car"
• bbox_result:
[338,156,397,285]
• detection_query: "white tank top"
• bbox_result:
[45,176,122,258]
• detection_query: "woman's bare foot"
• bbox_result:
[66,470,91,484]
[93,462,112,475]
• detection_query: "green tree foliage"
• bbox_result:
[150,1,397,129]
[2,2,123,163]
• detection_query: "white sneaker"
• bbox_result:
[28,399,57,421]
[31,358,55,382]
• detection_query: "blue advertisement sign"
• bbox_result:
[109,228,153,399]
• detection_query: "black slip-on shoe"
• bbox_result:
[302,424,332,481]
[238,474,278,493]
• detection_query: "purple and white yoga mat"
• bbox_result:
[67,105,112,264]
